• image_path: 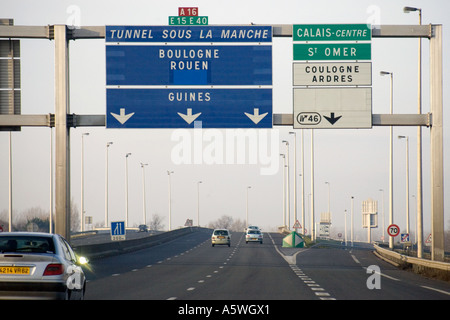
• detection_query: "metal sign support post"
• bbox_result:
[54,25,71,242]
[430,25,444,261]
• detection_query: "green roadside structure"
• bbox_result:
[282,231,305,248]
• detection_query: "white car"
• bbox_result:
[211,229,231,247]
[246,229,263,244]
[0,232,88,300]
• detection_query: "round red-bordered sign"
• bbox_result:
[387,224,400,237]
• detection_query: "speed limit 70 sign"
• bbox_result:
[387,224,400,237]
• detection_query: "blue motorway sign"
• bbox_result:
[105,25,272,128]
[106,88,272,128]
[110,221,126,241]
[106,45,272,86]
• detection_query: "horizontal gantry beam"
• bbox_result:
[0,24,435,129]
[0,24,433,39]
[0,113,432,127]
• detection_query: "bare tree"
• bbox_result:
[149,214,165,231]
[208,215,246,232]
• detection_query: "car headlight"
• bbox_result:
[78,256,89,265]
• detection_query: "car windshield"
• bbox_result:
[214,230,228,236]
[0,236,56,254]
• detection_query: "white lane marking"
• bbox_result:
[273,234,335,300]
[351,254,360,264]
[421,286,450,296]
[362,266,400,281]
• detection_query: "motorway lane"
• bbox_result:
[84,229,213,298]
[83,230,450,300]
[293,242,450,300]
[172,233,318,300]
[84,231,319,300]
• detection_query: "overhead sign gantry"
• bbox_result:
[0,22,444,262]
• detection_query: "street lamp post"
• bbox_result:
[301,130,305,235]
[105,142,113,227]
[289,132,298,226]
[246,186,251,226]
[344,209,347,246]
[380,71,394,249]
[81,132,89,232]
[398,135,410,235]
[325,181,331,224]
[351,196,354,246]
[282,140,290,229]
[167,171,174,231]
[379,189,385,242]
[310,130,315,241]
[197,181,202,227]
[404,5,423,258]
[280,154,286,227]
[125,153,132,228]
[140,163,148,226]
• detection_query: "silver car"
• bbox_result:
[211,229,231,247]
[0,232,88,300]
[246,229,263,244]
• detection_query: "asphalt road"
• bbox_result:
[83,229,450,301]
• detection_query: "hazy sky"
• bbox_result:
[1,0,449,241]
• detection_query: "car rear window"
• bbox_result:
[214,230,228,236]
[0,236,55,254]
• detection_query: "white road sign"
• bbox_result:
[293,62,372,86]
[293,87,372,129]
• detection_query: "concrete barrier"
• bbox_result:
[74,227,202,260]
[374,244,450,281]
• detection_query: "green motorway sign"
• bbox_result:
[293,24,371,41]
[169,16,208,25]
[293,43,371,61]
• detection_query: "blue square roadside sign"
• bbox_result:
[111,221,126,241]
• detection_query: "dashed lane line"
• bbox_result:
[269,233,336,300]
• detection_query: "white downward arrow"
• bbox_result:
[110,108,135,125]
[244,108,268,124]
[178,108,201,124]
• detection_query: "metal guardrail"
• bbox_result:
[374,244,450,281]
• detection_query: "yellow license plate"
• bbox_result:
[0,266,30,275]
